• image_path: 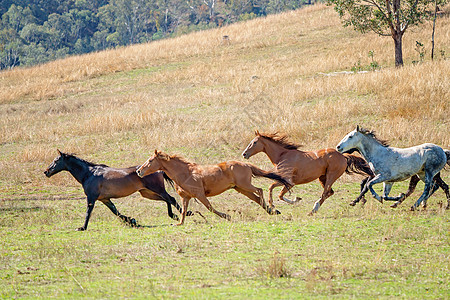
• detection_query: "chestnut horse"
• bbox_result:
[44,150,187,231]
[136,150,292,225]
[242,131,374,215]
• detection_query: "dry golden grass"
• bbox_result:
[0,4,449,192]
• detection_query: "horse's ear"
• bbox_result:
[356,125,360,132]
[255,130,260,136]
[57,149,63,156]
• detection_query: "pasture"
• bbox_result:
[0,4,449,298]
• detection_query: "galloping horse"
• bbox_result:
[242,131,373,215]
[44,150,186,231]
[136,150,292,225]
[336,126,450,210]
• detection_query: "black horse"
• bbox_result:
[44,150,187,231]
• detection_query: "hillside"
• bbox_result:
[1,4,449,194]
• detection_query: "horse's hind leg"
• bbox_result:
[411,172,435,210]
[234,186,280,215]
[139,189,179,220]
[350,176,370,206]
[434,174,450,209]
[100,199,137,226]
[426,173,449,209]
[391,175,420,208]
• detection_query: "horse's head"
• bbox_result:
[242,131,264,159]
[136,150,164,178]
[336,126,364,154]
[44,149,67,177]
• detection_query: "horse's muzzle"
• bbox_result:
[242,152,249,159]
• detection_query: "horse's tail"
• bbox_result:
[162,171,175,190]
[343,153,374,177]
[248,164,293,190]
[444,149,450,167]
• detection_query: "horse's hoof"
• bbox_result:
[349,202,356,207]
[294,197,302,202]
[76,227,86,231]
[186,211,194,216]
[130,218,137,226]
[268,209,281,215]
[172,214,179,221]
[307,211,314,216]
[410,206,416,211]
[390,203,398,208]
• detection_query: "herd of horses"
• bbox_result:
[44,126,450,231]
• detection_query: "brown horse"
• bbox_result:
[242,131,374,215]
[136,150,292,225]
[44,150,188,231]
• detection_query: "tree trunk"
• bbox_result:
[393,34,403,67]
[431,0,437,60]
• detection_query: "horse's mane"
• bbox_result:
[256,131,301,150]
[63,152,108,167]
[157,151,194,165]
[358,127,390,147]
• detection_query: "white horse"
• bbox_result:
[336,126,450,210]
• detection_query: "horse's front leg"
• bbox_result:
[78,196,96,231]
[382,182,409,202]
[367,174,386,203]
[268,182,280,207]
[161,191,194,218]
[101,199,137,227]
[174,196,191,226]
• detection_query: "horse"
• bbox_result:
[136,150,292,225]
[241,131,374,215]
[44,150,188,231]
[336,126,450,210]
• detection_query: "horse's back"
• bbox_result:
[380,143,446,180]
[392,143,445,162]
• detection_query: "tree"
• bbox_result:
[327,0,441,67]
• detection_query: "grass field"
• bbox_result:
[1,3,449,299]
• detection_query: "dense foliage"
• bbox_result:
[0,0,312,69]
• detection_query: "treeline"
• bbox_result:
[0,0,312,70]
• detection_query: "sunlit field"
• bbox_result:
[0,4,449,298]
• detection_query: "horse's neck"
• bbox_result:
[263,139,293,165]
[65,157,92,184]
[359,138,388,164]
[161,158,194,183]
